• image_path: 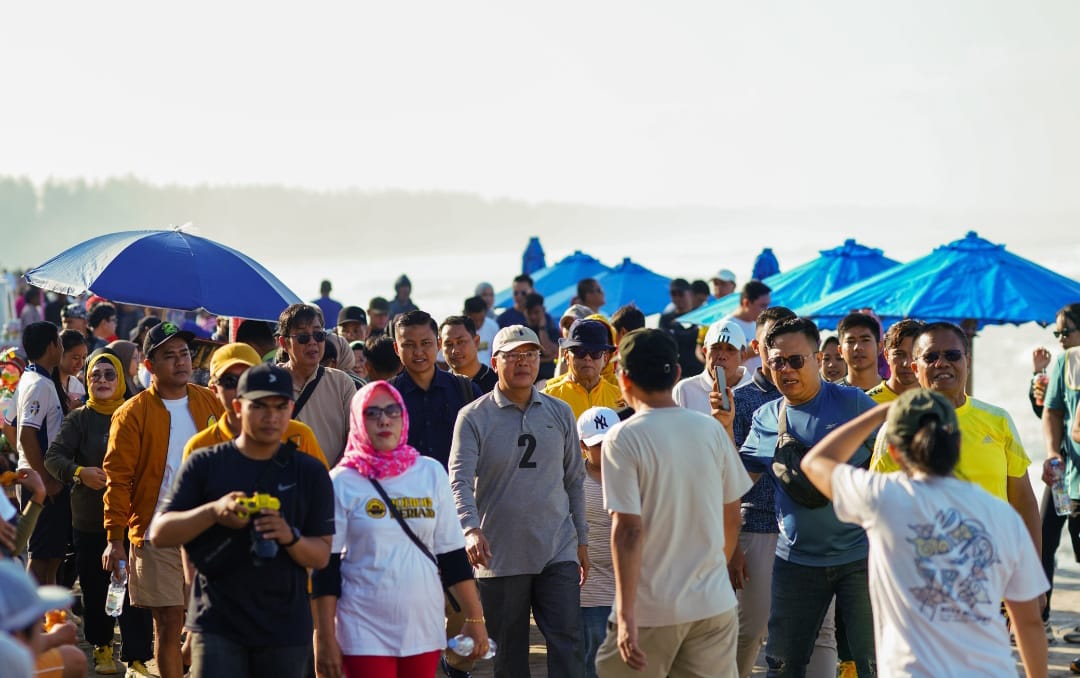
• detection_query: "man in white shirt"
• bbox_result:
[673,319,751,414]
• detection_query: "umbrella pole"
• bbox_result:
[961,318,978,395]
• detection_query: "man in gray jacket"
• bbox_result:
[450,325,588,678]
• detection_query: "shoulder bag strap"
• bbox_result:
[368,477,438,568]
[291,366,325,418]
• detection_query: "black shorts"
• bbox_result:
[18,483,72,559]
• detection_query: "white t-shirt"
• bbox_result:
[477,317,499,365]
[330,457,465,656]
[672,367,752,415]
[15,369,63,470]
[602,407,752,626]
[66,375,86,402]
[157,396,198,512]
[721,314,760,372]
[831,466,1048,678]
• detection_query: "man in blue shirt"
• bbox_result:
[739,318,877,678]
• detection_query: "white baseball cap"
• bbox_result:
[703,319,748,350]
[577,406,620,446]
[711,269,737,283]
[491,325,541,355]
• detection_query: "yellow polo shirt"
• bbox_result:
[870,396,1029,502]
[184,416,329,469]
[542,373,625,420]
[866,382,900,404]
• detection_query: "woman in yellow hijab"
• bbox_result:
[43,351,152,674]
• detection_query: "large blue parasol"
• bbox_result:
[493,250,611,309]
[678,239,900,326]
[25,228,302,321]
[542,257,672,316]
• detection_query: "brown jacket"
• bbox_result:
[103,383,223,544]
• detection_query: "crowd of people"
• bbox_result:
[0,268,1070,678]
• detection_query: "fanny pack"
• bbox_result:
[771,401,830,509]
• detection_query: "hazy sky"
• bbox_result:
[3,1,1079,209]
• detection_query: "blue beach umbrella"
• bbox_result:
[543,257,672,317]
[796,231,1080,330]
[25,228,302,321]
[679,239,901,326]
[752,247,781,280]
[521,237,546,275]
[493,250,611,309]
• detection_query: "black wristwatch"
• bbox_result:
[283,526,301,548]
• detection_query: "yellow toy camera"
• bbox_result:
[235,493,280,519]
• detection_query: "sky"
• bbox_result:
[2,1,1079,210]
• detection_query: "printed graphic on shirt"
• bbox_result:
[908,508,997,623]
[391,496,434,519]
[366,498,387,519]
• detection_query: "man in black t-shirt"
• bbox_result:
[149,363,334,678]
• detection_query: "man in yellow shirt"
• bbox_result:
[867,319,924,404]
[870,322,1040,555]
[543,319,624,419]
[183,343,327,468]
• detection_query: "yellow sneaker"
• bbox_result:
[125,660,153,677]
[838,660,858,678]
[93,645,121,675]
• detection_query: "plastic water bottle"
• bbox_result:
[105,560,127,617]
[448,634,497,660]
[1051,459,1071,517]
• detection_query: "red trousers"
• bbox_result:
[343,651,441,678]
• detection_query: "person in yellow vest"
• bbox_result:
[543,320,624,419]
[183,343,328,469]
[867,320,924,404]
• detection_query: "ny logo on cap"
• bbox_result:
[593,414,609,430]
[162,322,178,336]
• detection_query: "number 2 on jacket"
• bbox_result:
[518,434,537,469]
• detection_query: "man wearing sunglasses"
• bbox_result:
[870,322,1041,573]
[497,274,535,329]
[543,319,624,420]
[739,317,879,677]
[183,343,327,468]
[277,304,355,466]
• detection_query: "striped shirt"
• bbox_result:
[580,472,614,608]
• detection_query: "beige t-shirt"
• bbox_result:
[602,406,752,627]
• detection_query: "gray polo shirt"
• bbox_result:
[449,386,587,578]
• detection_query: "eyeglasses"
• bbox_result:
[918,350,965,364]
[89,370,117,383]
[363,404,403,420]
[1054,328,1076,339]
[512,290,529,297]
[285,330,327,344]
[498,350,540,363]
[568,348,606,360]
[766,354,811,371]
[216,374,241,389]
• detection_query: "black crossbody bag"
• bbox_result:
[368,477,461,612]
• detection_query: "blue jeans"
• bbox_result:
[766,557,875,678]
[477,560,583,678]
[580,605,611,678]
[190,632,310,678]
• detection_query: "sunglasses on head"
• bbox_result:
[918,349,964,364]
[569,348,606,360]
[766,354,811,371]
[363,404,403,420]
[286,330,327,344]
[216,373,241,389]
[1054,328,1076,339]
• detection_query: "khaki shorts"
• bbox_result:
[595,609,738,678]
[129,541,185,608]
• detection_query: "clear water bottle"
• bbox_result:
[1051,459,1071,517]
[105,560,127,617]
[448,634,497,659]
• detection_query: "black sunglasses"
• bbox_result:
[1054,328,1076,339]
[363,404,403,420]
[918,350,964,364]
[767,354,811,370]
[217,373,241,389]
[286,330,327,344]
[569,348,606,360]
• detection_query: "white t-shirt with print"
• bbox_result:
[15,369,63,470]
[330,457,465,656]
[157,396,198,513]
[831,465,1048,678]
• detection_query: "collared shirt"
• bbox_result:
[390,369,481,469]
[866,381,900,404]
[183,416,328,468]
[288,365,354,467]
[732,368,782,534]
[452,364,498,395]
[673,367,753,415]
[542,373,625,420]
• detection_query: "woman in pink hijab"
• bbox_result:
[313,380,489,678]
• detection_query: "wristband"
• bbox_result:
[465,617,486,624]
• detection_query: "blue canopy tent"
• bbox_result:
[522,236,546,275]
[678,239,901,326]
[796,231,1080,391]
[25,228,302,321]
[542,257,672,317]
[492,250,611,309]
[752,247,781,280]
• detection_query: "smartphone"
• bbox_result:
[715,366,730,411]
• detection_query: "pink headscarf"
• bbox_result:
[339,380,419,479]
